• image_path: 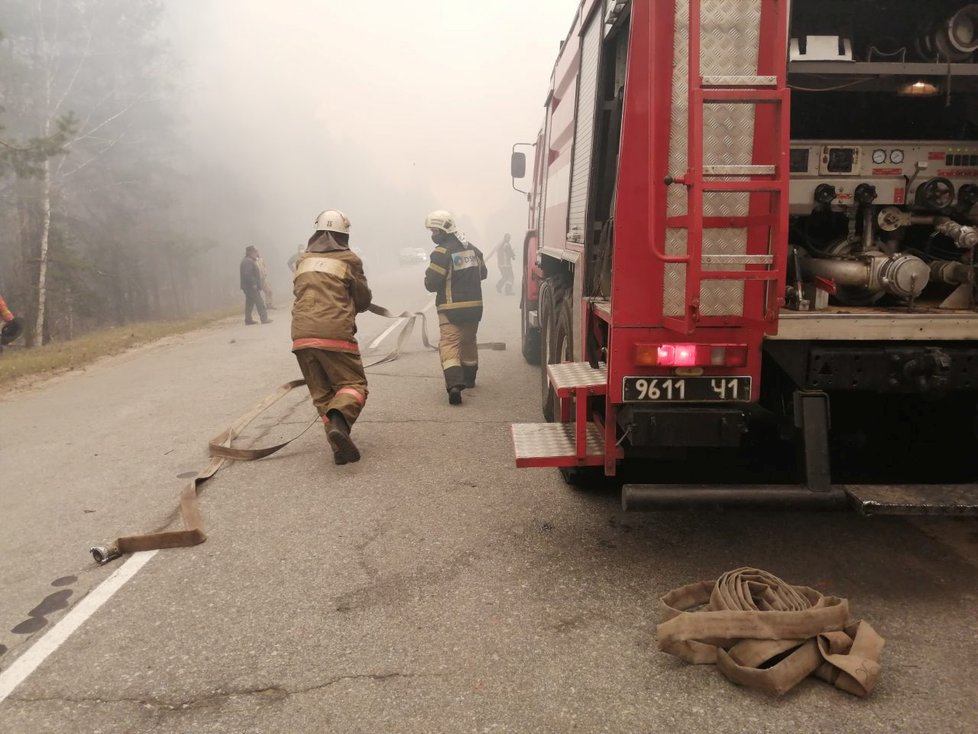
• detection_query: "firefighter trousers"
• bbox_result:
[294,348,368,428]
[438,314,479,390]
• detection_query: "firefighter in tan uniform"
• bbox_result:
[292,210,372,464]
[423,209,488,405]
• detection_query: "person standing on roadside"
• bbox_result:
[255,249,275,309]
[291,210,372,464]
[495,233,516,295]
[0,289,24,352]
[240,246,271,325]
[423,209,487,405]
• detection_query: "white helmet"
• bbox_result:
[314,209,351,234]
[424,209,457,234]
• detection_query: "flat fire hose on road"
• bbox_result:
[89,302,505,564]
[657,567,885,697]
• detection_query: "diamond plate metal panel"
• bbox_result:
[548,362,608,396]
[664,0,762,317]
[701,282,746,316]
[665,229,686,256]
[512,423,605,462]
[568,15,603,242]
[664,263,688,316]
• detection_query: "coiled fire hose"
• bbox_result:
[656,567,884,697]
[89,302,505,564]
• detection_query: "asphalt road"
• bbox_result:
[1,263,977,733]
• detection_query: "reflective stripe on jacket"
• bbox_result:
[291,248,372,353]
[424,235,487,324]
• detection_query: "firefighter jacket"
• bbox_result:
[424,235,488,324]
[0,291,13,323]
[291,245,372,354]
[240,256,262,291]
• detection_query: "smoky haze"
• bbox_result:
[163,0,574,278]
[0,0,574,344]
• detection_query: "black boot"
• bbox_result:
[448,386,463,405]
[325,410,360,464]
[462,366,477,389]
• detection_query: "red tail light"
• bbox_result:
[658,344,697,366]
[635,343,749,367]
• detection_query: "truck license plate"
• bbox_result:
[622,376,752,402]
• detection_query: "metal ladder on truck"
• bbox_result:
[511,0,791,473]
[660,0,791,336]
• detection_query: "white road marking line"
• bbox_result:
[0,550,158,702]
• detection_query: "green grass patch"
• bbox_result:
[0,307,238,387]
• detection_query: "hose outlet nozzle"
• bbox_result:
[90,544,121,565]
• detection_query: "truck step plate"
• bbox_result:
[511,422,605,468]
[547,362,608,398]
[845,485,978,516]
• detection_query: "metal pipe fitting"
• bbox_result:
[89,544,122,565]
[930,260,973,285]
[934,218,978,249]
[799,251,930,299]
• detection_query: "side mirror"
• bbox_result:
[511,151,527,179]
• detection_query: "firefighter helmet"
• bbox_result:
[314,210,351,234]
[424,209,458,234]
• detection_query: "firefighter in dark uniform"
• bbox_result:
[423,209,488,405]
[292,209,372,464]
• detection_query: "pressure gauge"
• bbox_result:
[890,149,905,164]
[872,149,887,164]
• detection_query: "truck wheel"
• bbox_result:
[541,283,573,422]
[559,466,606,487]
[553,293,573,368]
[538,279,557,421]
[521,297,541,365]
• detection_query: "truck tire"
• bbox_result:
[521,297,541,365]
[541,282,573,422]
[553,293,573,369]
[538,279,557,421]
[521,235,542,366]
[559,465,605,487]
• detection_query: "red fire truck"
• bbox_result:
[510,0,978,514]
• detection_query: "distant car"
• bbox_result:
[399,247,428,265]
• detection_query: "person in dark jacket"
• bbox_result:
[292,209,372,464]
[423,209,488,405]
[240,245,271,325]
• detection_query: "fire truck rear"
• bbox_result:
[510,0,978,514]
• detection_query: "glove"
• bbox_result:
[1,316,24,345]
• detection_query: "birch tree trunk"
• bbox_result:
[34,156,52,343]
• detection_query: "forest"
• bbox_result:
[0,0,234,347]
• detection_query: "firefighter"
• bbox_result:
[423,209,488,405]
[0,290,24,351]
[291,209,372,464]
[495,233,516,295]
